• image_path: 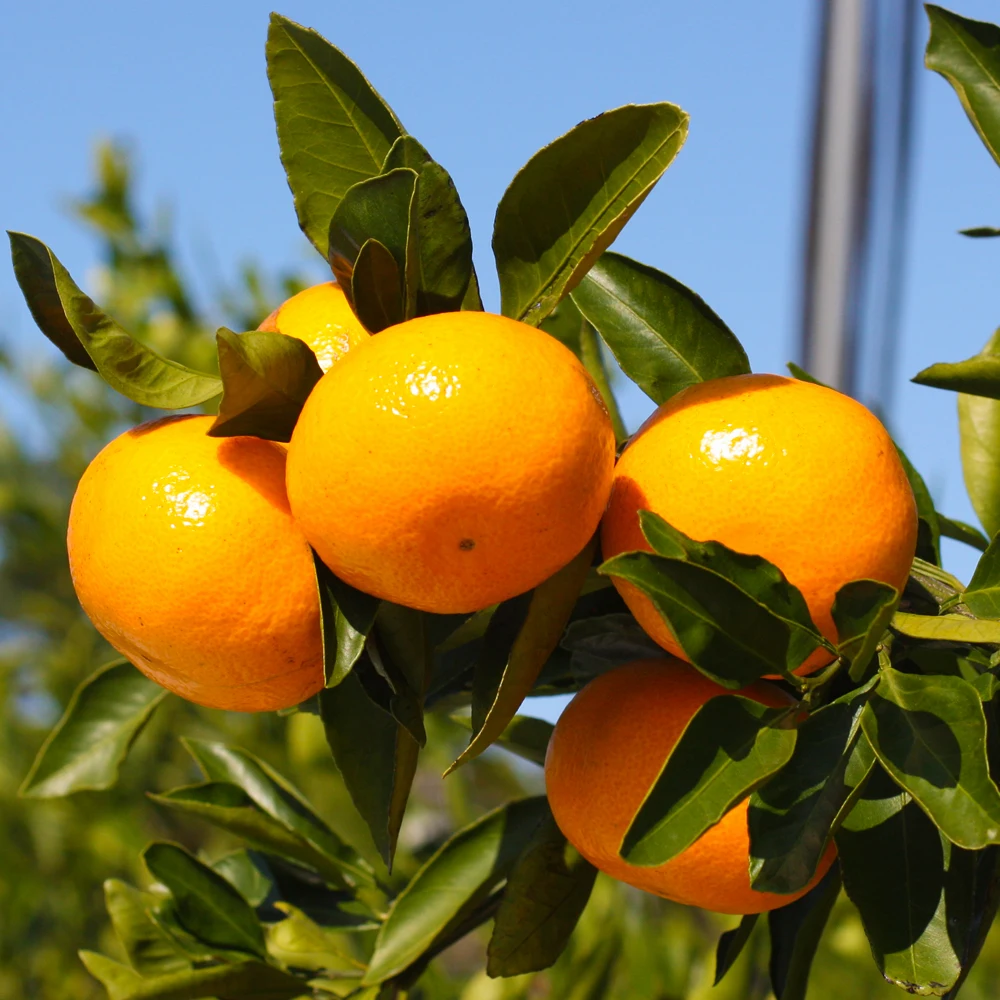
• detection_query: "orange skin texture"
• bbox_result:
[601,374,918,671]
[67,415,323,712]
[286,311,617,614]
[545,659,836,914]
[259,281,369,372]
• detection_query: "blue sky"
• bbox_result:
[1,2,999,582]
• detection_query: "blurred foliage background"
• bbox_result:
[4,142,1000,1000]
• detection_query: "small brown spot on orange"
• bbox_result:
[458,538,475,551]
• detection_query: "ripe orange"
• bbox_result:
[545,658,836,913]
[286,311,616,614]
[259,281,369,371]
[601,374,917,669]
[67,415,323,712]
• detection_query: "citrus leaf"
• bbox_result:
[180,738,374,888]
[891,611,1000,644]
[363,797,549,984]
[79,951,305,1000]
[319,659,419,868]
[961,389,1000,541]
[382,135,432,172]
[914,354,1000,399]
[620,695,799,867]
[748,686,875,895]
[351,238,403,333]
[938,514,990,552]
[493,103,688,325]
[212,851,272,907]
[487,814,597,977]
[831,580,899,682]
[896,443,941,564]
[861,667,1000,849]
[570,251,749,404]
[963,533,1000,617]
[446,539,594,774]
[8,232,221,407]
[19,659,167,798]
[264,903,366,975]
[143,843,265,959]
[209,329,322,441]
[148,782,349,888]
[558,612,666,678]
[714,914,759,986]
[449,713,553,767]
[926,5,1000,170]
[767,864,842,1000]
[961,226,1000,237]
[103,880,191,978]
[266,13,404,258]
[314,554,380,689]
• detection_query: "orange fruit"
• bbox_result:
[259,281,369,371]
[286,311,616,614]
[601,374,917,670]
[545,658,836,914]
[67,415,323,712]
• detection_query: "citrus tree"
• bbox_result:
[10,5,1000,999]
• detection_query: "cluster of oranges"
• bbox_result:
[66,283,918,914]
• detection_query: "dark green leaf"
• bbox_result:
[450,713,553,767]
[939,514,990,551]
[19,659,167,798]
[570,251,749,404]
[143,843,265,959]
[862,666,1000,848]
[351,238,404,333]
[363,797,549,984]
[493,103,688,325]
[767,864,842,1000]
[559,612,666,677]
[211,851,272,907]
[786,362,823,384]
[895,443,941,564]
[208,329,322,441]
[103,880,191,977]
[926,6,1000,169]
[148,782,349,888]
[487,814,597,977]
[447,540,594,773]
[714,914,759,986]
[180,738,373,888]
[961,226,1000,237]
[266,13,404,258]
[382,135,432,172]
[8,232,221,407]
[621,695,799,867]
[314,554,380,689]
[963,533,1000,617]
[319,660,419,867]
[79,951,304,1000]
[831,580,899,681]
[891,611,1000,644]
[748,687,874,894]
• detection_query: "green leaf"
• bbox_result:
[939,514,990,552]
[914,353,1000,399]
[767,865,842,1000]
[264,902,365,975]
[786,362,823,384]
[748,686,874,894]
[450,713,554,767]
[620,694,799,867]
[891,611,1000,644]
[363,797,549,984]
[180,738,373,888]
[103,880,191,977]
[963,533,1000,617]
[143,843,265,959]
[570,251,749,404]
[148,782,350,888]
[351,238,403,333]
[493,103,688,325]
[314,555,380,689]
[80,951,305,1000]
[713,914,759,986]
[925,5,1000,170]
[558,612,666,678]
[382,135,432,172]
[961,389,1000,541]
[831,580,899,681]
[446,540,594,773]
[836,773,961,995]
[896,443,941,565]
[861,666,1000,849]
[487,814,597,977]
[208,329,322,442]
[266,13,404,258]
[319,660,419,868]
[961,226,1000,237]
[19,659,167,798]
[8,232,221,407]
[212,851,272,907]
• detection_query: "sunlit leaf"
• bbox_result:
[962,533,1000,617]
[891,611,1000,644]
[103,880,191,978]
[831,580,898,681]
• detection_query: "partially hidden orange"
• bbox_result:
[67,415,323,711]
[601,374,917,670]
[259,281,369,371]
[545,658,836,914]
[286,311,616,614]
